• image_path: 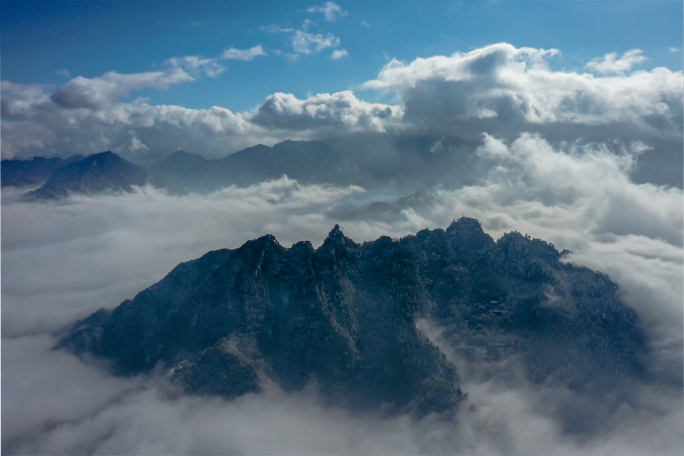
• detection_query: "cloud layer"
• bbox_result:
[2,123,682,453]
[3,43,680,170]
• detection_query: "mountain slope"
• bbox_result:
[1,154,84,188]
[144,134,482,194]
[56,219,647,416]
[12,135,481,200]
[24,151,149,200]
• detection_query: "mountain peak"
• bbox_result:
[319,224,354,255]
[56,222,647,417]
[446,216,483,233]
[329,224,344,239]
[89,150,117,159]
[169,150,205,159]
[23,151,148,200]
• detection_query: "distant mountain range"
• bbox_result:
[1,154,85,189]
[4,133,681,201]
[56,219,647,417]
[4,135,481,200]
[21,151,150,200]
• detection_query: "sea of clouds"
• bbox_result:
[2,42,683,454]
[3,132,682,454]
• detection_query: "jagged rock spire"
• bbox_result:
[324,224,346,245]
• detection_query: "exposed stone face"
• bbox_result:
[56,218,647,417]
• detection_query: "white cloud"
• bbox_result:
[331,49,349,60]
[585,49,646,75]
[0,81,402,161]
[56,68,70,78]
[360,20,370,28]
[165,55,225,78]
[164,46,266,78]
[363,43,683,144]
[126,136,150,155]
[260,24,294,33]
[261,18,341,57]
[306,2,347,21]
[670,47,680,54]
[221,45,267,61]
[291,30,340,54]
[49,68,194,110]
[250,90,401,132]
[43,45,267,111]
[0,80,282,160]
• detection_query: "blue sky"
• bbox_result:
[2,0,681,112]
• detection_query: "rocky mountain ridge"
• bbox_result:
[22,151,149,200]
[56,219,647,417]
[3,134,479,200]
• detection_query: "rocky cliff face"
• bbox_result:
[56,218,647,417]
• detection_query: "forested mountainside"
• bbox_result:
[56,218,647,417]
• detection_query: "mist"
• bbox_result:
[3,128,682,453]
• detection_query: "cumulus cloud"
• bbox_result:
[49,68,194,110]
[585,49,646,75]
[307,2,347,21]
[0,82,401,161]
[0,79,294,160]
[331,49,349,59]
[291,30,340,54]
[250,91,401,132]
[364,43,682,143]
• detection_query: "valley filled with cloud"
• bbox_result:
[3,126,682,453]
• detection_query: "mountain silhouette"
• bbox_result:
[56,219,647,417]
[23,151,149,200]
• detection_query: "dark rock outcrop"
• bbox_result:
[56,219,647,416]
